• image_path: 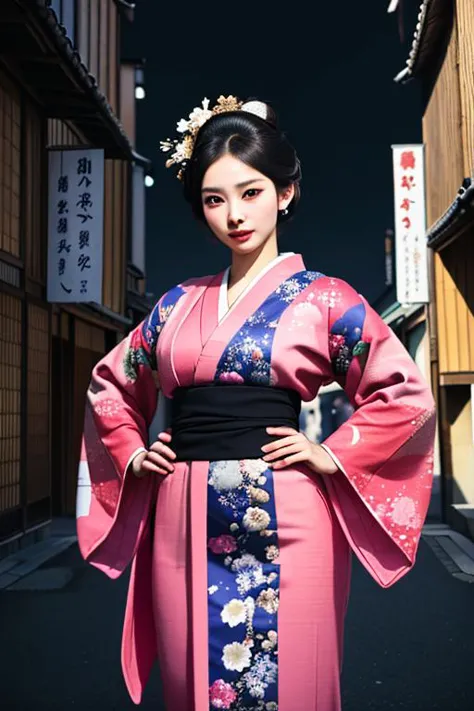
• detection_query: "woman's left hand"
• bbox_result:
[261,427,339,475]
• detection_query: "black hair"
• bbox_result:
[182,100,301,224]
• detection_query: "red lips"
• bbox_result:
[228,230,254,238]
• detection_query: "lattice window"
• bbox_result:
[0,73,21,257]
[75,319,105,353]
[26,305,50,504]
[0,294,22,513]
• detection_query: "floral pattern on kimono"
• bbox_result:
[328,301,369,376]
[207,458,280,708]
[216,270,323,385]
[124,284,186,382]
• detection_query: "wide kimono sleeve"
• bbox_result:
[76,286,185,579]
[320,281,436,588]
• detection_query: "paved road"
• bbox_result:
[1,539,473,710]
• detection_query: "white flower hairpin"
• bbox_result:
[160,95,269,180]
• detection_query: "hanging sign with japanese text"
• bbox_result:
[391,144,429,304]
[47,148,104,303]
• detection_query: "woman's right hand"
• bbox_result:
[131,430,176,478]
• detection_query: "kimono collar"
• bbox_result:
[218,252,298,323]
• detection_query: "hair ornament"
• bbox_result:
[160,95,269,180]
[240,100,269,121]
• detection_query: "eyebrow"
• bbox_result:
[201,178,264,194]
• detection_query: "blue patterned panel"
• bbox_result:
[142,284,185,352]
[215,271,324,385]
[139,284,185,368]
[329,302,368,376]
[207,458,281,708]
[123,285,185,381]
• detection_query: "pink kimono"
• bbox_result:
[77,253,435,710]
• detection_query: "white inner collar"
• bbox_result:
[218,252,295,324]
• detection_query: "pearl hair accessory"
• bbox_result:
[160,95,270,180]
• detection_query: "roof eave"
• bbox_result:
[426,179,474,250]
[1,0,135,159]
[394,0,454,86]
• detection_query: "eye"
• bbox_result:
[243,188,262,199]
[204,195,223,206]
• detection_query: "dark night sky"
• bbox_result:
[123,1,422,305]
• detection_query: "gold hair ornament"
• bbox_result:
[160,95,269,180]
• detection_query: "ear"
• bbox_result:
[278,184,295,211]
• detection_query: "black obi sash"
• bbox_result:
[170,384,301,462]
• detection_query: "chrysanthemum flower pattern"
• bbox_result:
[207,457,280,707]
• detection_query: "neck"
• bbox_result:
[229,234,279,287]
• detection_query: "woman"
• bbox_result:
[77,95,436,710]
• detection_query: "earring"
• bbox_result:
[279,208,289,216]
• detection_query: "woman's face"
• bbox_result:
[201,154,293,255]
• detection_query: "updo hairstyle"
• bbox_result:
[182,100,302,224]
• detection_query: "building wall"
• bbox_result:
[423,0,474,227]
[76,0,120,115]
[422,0,474,525]
[0,0,138,542]
[423,0,474,376]
[434,231,474,375]
[0,67,53,536]
[0,71,21,259]
[102,159,128,314]
[446,385,474,505]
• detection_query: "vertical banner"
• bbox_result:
[392,144,429,304]
[47,148,104,304]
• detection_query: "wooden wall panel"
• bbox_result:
[0,294,22,514]
[434,252,448,372]
[422,14,464,227]
[99,0,109,93]
[77,0,90,69]
[436,228,474,373]
[47,117,57,146]
[103,160,113,309]
[88,1,99,82]
[121,162,128,314]
[108,2,118,114]
[47,119,82,148]
[25,104,44,283]
[101,159,127,314]
[457,0,474,177]
[112,160,122,314]
[76,0,118,109]
[120,65,135,142]
[75,319,106,353]
[468,232,474,369]
[0,71,21,258]
[26,304,50,504]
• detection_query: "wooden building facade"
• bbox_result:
[395,0,474,537]
[0,0,151,550]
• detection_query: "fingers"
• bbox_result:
[146,449,175,473]
[132,437,176,477]
[261,434,300,454]
[266,426,298,437]
[140,458,172,477]
[149,440,176,462]
[271,451,307,470]
[262,442,308,463]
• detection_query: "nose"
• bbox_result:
[227,201,245,228]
